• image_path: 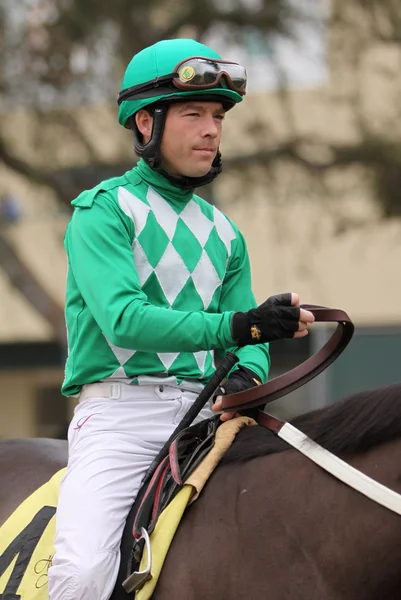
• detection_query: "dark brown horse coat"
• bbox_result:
[2,382,401,599]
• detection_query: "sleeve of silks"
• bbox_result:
[217,225,271,384]
[64,193,235,353]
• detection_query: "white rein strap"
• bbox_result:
[277,422,401,516]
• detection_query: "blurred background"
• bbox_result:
[1,0,401,440]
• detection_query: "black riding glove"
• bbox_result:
[231,293,300,347]
[216,364,261,397]
[214,365,262,420]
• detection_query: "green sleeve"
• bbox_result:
[65,195,234,352]
[218,226,270,383]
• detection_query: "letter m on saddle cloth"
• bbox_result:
[121,416,220,593]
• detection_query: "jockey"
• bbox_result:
[48,38,314,600]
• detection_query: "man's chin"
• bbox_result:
[183,164,214,179]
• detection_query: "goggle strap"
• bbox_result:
[118,75,177,104]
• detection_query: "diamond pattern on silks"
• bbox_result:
[119,187,151,236]
[104,337,137,381]
[131,187,234,311]
[180,200,214,247]
[107,185,236,381]
[154,243,189,307]
[157,352,180,371]
[105,337,136,366]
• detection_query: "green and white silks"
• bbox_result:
[62,159,270,396]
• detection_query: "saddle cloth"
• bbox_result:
[0,468,66,599]
[0,417,255,600]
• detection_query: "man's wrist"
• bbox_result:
[231,311,259,346]
[217,364,261,397]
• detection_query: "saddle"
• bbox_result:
[123,416,221,593]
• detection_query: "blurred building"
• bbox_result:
[1,2,401,437]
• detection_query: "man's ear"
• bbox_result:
[135,109,153,142]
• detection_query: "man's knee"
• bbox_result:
[49,550,119,600]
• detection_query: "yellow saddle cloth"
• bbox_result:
[0,468,66,599]
[0,417,255,599]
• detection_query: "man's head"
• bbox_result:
[135,100,225,179]
[117,38,247,188]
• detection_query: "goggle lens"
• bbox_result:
[175,57,247,95]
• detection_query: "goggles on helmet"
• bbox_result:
[173,57,246,94]
[118,56,247,104]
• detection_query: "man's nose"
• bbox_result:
[203,115,219,137]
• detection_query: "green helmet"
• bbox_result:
[118,38,244,128]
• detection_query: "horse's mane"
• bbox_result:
[222,381,401,464]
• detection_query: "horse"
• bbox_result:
[1,381,401,599]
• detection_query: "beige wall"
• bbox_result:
[221,183,401,326]
[0,373,36,438]
[0,368,75,439]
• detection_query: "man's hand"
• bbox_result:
[216,293,314,420]
[231,292,314,347]
[212,365,261,422]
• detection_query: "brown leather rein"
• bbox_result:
[221,305,354,414]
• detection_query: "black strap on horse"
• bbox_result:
[141,351,239,490]
[220,306,354,413]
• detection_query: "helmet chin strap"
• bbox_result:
[131,104,223,190]
[155,153,222,190]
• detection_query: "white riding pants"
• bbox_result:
[48,382,213,600]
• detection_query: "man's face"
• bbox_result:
[160,101,225,178]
